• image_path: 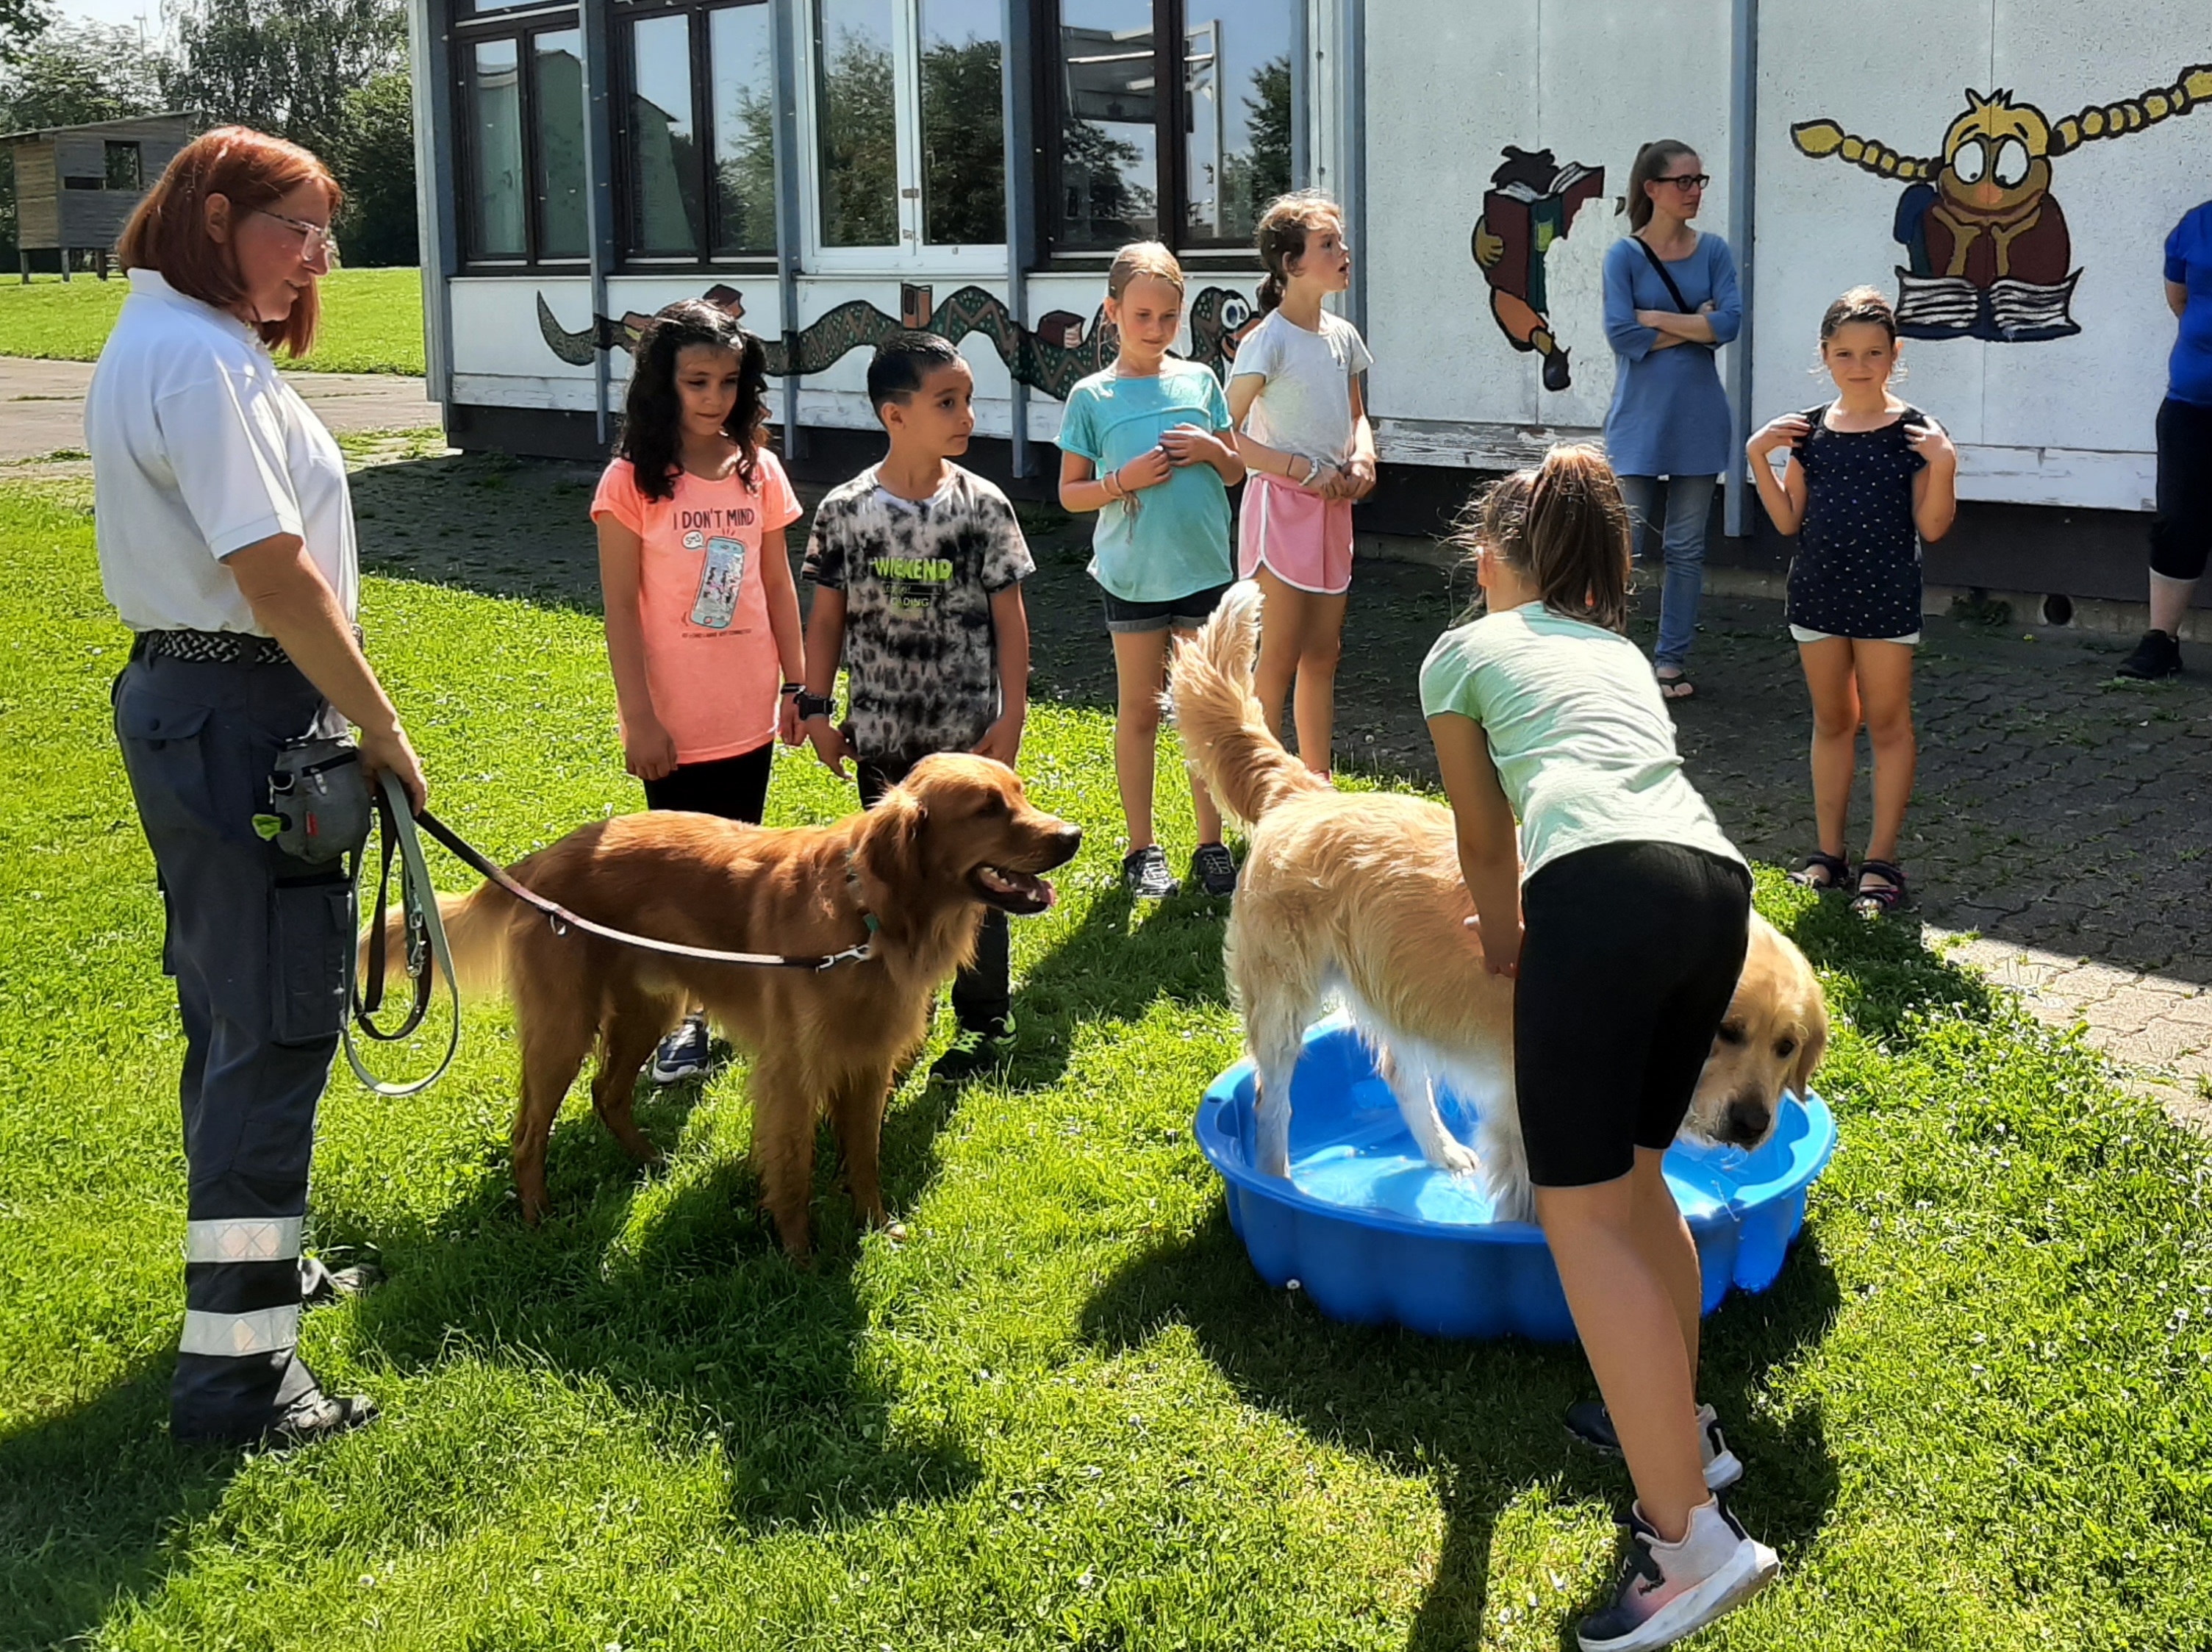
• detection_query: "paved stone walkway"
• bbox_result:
[340,446,2212,1129]
[0,357,435,462]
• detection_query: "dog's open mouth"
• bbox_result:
[970,863,1057,915]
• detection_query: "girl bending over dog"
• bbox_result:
[1421,445,1778,1651]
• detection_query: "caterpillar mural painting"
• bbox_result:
[1792,62,2212,343]
[537,282,1261,401]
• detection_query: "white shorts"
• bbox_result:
[1790,625,1922,647]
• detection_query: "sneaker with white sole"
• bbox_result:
[1564,1400,1743,1491]
[930,1015,1015,1083]
[650,1015,713,1084]
[1122,845,1179,900]
[1577,1497,1779,1652]
[1190,842,1238,897]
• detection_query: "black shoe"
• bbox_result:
[175,1388,379,1450]
[931,1015,1015,1083]
[2113,628,2182,680]
[300,1255,382,1307]
[1190,842,1239,897]
[1565,1399,1743,1490]
[1122,845,1180,900]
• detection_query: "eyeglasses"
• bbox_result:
[1661,173,1713,191]
[255,209,340,265]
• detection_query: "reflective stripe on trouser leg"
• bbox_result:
[179,1301,302,1357]
[185,1215,304,1263]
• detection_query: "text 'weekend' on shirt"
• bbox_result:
[801,462,1034,764]
[1056,360,1235,604]
[1420,604,1742,882]
[590,449,802,765]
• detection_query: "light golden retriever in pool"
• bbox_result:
[1169,582,1825,1221]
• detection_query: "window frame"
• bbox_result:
[1037,0,1294,266]
[796,0,1009,276]
[451,1,590,271]
[612,0,781,271]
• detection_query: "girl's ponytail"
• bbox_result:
[1451,444,1634,632]
[1252,189,1342,315]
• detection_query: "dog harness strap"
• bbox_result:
[184,1216,303,1265]
[179,1303,301,1359]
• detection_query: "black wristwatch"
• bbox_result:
[795,690,837,720]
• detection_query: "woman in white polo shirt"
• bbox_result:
[87,126,425,1448]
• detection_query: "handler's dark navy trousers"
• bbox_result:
[113,648,353,1435]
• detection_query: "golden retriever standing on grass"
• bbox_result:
[368,754,1080,1256]
[1169,583,1825,1221]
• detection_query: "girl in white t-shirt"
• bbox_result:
[1228,190,1377,777]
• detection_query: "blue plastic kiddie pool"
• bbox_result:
[1195,1018,1837,1342]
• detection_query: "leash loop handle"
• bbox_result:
[342,772,462,1098]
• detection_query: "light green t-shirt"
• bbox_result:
[1419,604,1744,882]
[1056,360,1236,603]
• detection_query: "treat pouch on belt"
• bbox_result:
[112,659,368,1436]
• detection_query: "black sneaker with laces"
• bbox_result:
[1576,1497,1778,1652]
[650,1015,714,1084]
[175,1386,379,1451]
[1122,845,1180,900]
[2114,628,2183,680]
[1191,843,1238,897]
[931,1015,1015,1083]
[1564,1399,1742,1490]
[299,1255,383,1308]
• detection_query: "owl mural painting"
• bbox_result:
[1793,62,2212,342]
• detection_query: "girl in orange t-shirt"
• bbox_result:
[590,299,806,1081]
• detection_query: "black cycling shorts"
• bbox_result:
[1514,840,1753,1189]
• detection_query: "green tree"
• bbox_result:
[0,21,169,260]
[161,0,405,160]
[0,0,52,68]
[326,68,415,267]
[919,35,1001,246]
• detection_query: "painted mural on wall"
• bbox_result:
[1792,62,2212,343]
[537,283,1259,402]
[1469,147,1606,390]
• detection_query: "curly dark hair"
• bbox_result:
[615,299,770,502]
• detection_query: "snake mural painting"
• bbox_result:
[1792,61,2212,343]
[537,282,1261,401]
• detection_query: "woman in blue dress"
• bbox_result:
[1603,140,1742,701]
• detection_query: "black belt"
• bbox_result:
[134,629,292,667]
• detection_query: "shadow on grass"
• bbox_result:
[1079,1208,1842,1645]
[318,1056,981,1534]
[0,1363,238,1651]
[1764,882,1998,1041]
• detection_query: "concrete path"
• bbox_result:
[0,357,437,461]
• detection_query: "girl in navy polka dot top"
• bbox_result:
[1747,286,1958,917]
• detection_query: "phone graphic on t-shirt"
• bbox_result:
[690,536,747,629]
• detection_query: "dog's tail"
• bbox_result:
[1168,580,1331,828]
[357,884,511,1001]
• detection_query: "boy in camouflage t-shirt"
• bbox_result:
[799,332,1034,1081]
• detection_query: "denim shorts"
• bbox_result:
[1099,579,1234,634]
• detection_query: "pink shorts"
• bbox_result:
[1238,472,1355,595]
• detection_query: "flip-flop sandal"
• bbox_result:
[1656,673,1696,701]
[1851,859,1909,917]
[1789,851,1851,891]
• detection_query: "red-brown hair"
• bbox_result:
[117,126,342,359]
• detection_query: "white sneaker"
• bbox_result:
[1564,1400,1744,1491]
[650,1016,713,1084]
[1576,1498,1779,1651]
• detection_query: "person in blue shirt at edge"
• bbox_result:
[1602,139,1744,703]
[2115,195,2212,680]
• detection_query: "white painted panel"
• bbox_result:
[451,371,598,413]
[1753,0,1993,450]
[451,277,595,383]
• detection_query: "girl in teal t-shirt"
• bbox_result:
[1057,242,1247,900]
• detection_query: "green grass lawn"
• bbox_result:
[0,267,425,375]
[1,473,2208,1649]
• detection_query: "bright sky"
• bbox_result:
[49,0,169,39]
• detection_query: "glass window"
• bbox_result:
[104,140,142,191]
[709,4,776,255]
[814,0,898,247]
[1183,1,1292,243]
[630,13,704,255]
[917,0,1002,246]
[1054,0,1157,248]
[468,38,526,257]
[468,0,547,10]
[534,29,589,257]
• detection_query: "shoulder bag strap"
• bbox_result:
[1634,236,1696,315]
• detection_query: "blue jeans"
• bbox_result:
[1618,473,1717,672]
